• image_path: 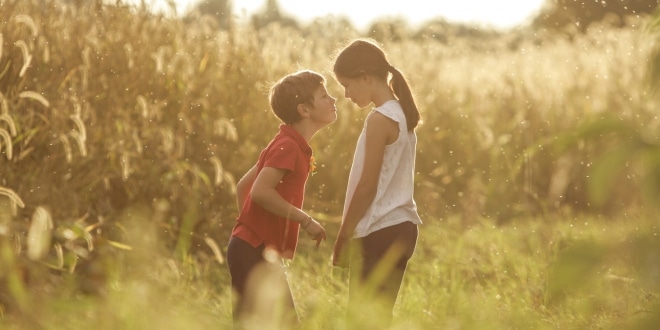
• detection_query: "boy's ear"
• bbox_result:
[297,103,310,118]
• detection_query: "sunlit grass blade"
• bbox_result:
[204,237,224,264]
[13,14,38,37]
[15,40,32,77]
[19,90,49,107]
[70,114,87,141]
[210,156,224,186]
[0,128,12,160]
[59,134,72,163]
[0,186,25,210]
[0,113,17,136]
[107,240,133,250]
[0,91,7,114]
[26,206,53,261]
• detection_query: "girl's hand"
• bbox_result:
[304,218,326,247]
[332,235,350,268]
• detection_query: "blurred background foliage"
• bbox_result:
[0,0,658,326]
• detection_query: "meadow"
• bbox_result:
[0,0,659,329]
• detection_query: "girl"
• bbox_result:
[227,70,336,328]
[331,39,423,325]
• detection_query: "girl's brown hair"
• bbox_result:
[269,70,325,124]
[333,39,421,131]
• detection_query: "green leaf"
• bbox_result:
[588,140,641,206]
[546,240,608,305]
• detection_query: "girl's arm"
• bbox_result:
[236,164,258,211]
[334,112,398,265]
[251,166,327,245]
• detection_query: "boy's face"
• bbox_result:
[308,85,337,126]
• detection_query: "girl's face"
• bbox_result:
[336,75,372,109]
[308,84,337,126]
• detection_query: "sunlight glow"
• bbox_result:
[121,0,546,30]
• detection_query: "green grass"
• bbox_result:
[294,214,659,329]
[1,213,657,329]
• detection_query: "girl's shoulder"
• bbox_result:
[374,100,404,123]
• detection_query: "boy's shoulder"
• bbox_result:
[269,133,298,149]
[263,135,303,159]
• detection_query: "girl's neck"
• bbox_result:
[373,91,396,108]
[371,81,396,107]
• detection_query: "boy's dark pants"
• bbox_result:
[226,236,297,327]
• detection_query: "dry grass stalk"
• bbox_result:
[124,43,134,69]
[54,242,64,269]
[27,206,53,261]
[204,237,225,264]
[59,134,72,163]
[38,36,50,63]
[0,186,25,215]
[15,39,32,77]
[175,135,185,158]
[137,95,149,118]
[214,118,238,141]
[70,114,87,142]
[19,91,50,108]
[132,131,143,154]
[121,153,131,179]
[0,92,7,114]
[0,113,17,136]
[12,14,38,37]
[0,128,12,160]
[70,131,87,157]
[210,156,223,186]
[160,128,174,153]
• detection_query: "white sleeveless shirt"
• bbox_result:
[343,100,422,238]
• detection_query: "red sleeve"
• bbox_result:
[263,139,299,172]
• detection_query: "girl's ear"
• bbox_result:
[360,74,373,85]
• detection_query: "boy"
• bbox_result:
[226,70,337,328]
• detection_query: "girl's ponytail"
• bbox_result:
[389,66,420,131]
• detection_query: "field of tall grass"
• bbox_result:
[0,0,659,328]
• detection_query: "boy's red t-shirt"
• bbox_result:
[231,124,313,259]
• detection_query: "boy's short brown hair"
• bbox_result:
[269,70,325,124]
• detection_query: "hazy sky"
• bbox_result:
[123,0,546,30]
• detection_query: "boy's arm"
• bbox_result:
[236,164,258,211]
[251,166,326,245]
[251,166,308,223]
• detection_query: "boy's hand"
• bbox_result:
[304,219,326,247]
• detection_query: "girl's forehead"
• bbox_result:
[336,76,353,86]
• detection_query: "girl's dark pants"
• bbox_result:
[349,221,418,319]
[226,236,297,326]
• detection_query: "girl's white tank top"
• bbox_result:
[343,100,422,238]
